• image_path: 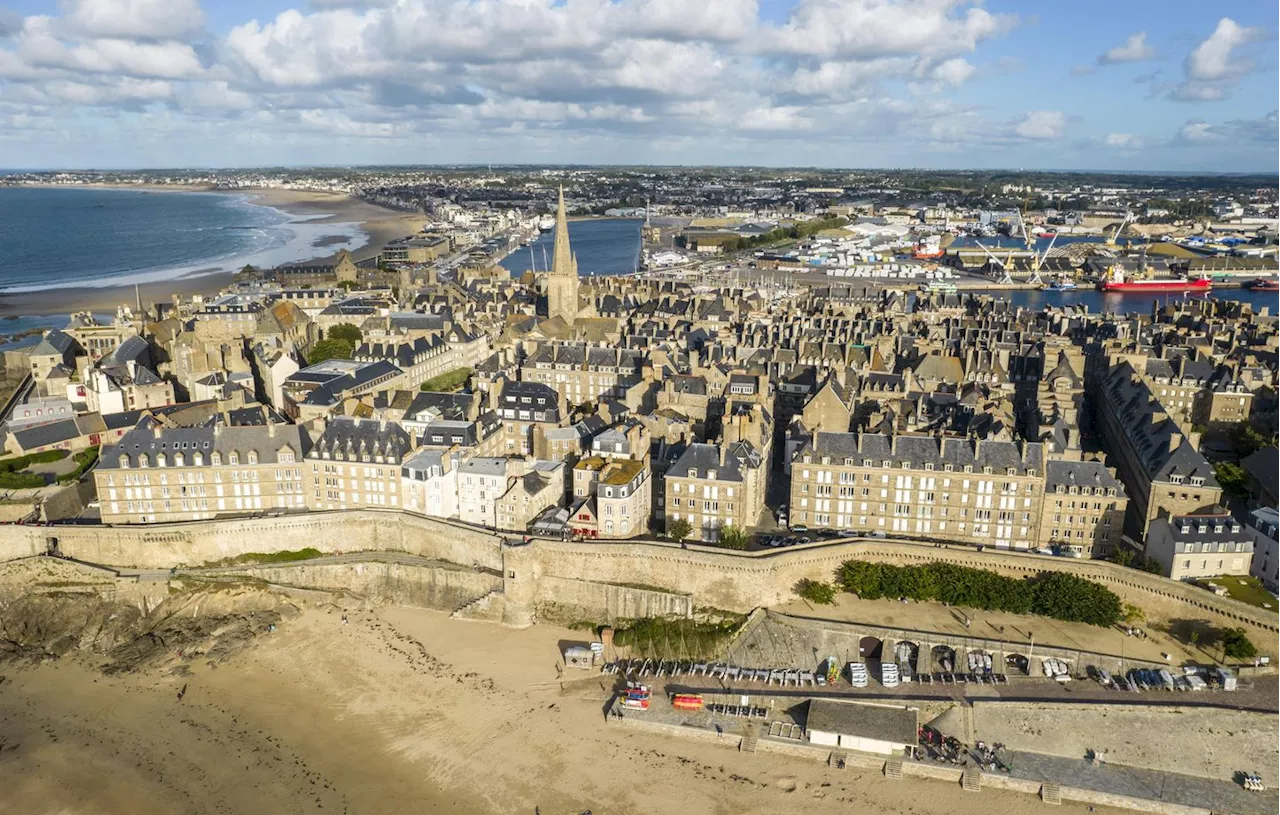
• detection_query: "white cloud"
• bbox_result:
[1186,17,1263,81]
[767,0,1016,59]
[1176,121,1220,143]
[60,0,205,41]
[1014,110,1066,140]
[1104,132,1140,149]
[930,57,975,87]
[1171,17,1265,102]
[1098,32,1155,65]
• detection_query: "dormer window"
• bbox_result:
[964,465,973,473]
[138,454,149,468]
[863,459,873,467]
[247,451,259,465]
[1180,524,1191,534]
[229,452,239,465]
[688,469,697,478]
[174,453,184,467]
[708,469,717,480]
[1213,524,1223,534]
[119,454,130,468]
[924,463,934,471]
[1170,474,1184,484]
[983,466,993,475]
[1197,525,1208,534]
[193,452,203,466]
[1027,469,1036,477]
[1190,476,1204,487]
[156,453,166,468]
[943,464,953,472]
[211,452,222,465]
[882,460,891,468]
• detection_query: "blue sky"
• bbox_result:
[0,0,1275,171]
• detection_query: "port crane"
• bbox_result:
[1105,210,1133,247]
[974,240,1014,285]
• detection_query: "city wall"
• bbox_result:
[211,560,502,613]
[2,514,1275,644]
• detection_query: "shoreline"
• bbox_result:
[0,186,425,319]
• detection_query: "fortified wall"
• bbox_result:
[2,513,1274,644]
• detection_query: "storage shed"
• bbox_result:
[805,699,918,756]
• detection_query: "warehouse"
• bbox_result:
[805,699,918,756]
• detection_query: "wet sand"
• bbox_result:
[0,187,425,319]
[0,604,1122,815]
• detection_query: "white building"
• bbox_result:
[1247,506,1279,593]
[401,448,460,520]
[457,457,511,528]
[804,700,917,756]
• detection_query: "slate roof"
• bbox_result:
[308,416,410,462]
[805,700,917,745]
[1045,460,1125,495]
[800,431,1043,474]
[101,416,309,469]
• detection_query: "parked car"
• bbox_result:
[790,524,809,534]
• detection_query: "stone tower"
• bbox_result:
[545,185,579,324]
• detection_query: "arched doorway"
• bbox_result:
[892,640,920,672]
[858,636,883,661]
[1005,653,1029,675]
[931,644,956,673]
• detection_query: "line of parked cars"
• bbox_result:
[1088,665,1236,693]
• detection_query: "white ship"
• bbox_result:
[537,215,555,232]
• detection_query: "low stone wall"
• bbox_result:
[534,576,693,625]
[212,561,501,613]
[0,511,503,572]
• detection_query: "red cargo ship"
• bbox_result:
[1098,267,1212,293]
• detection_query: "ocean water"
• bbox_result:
[500,218,642,277]
[978,287,1278,315]
[0,187,368,294]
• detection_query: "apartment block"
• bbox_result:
[1037,459,1128,558]
[790,432,1045,550]
[305,417,411,511]
[96,417,309,524]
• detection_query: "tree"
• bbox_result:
[328,323,363,344]
[795,579,837,605]
[1213,462,1249,500]
[666,517,693,541]
[1031,572,1123,627]
[1108,548,1136,568]
[1219,627,1258,661]
[1121,603,1146,624]
[1229,424,1272,458]
[308,338,355,365]
[716,525,748,551]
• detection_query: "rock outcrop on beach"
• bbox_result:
[0,558,298,673]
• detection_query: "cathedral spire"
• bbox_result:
[551,185,577,278]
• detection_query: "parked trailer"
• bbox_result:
[672,694,704,711]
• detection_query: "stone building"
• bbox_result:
[1146,511,1254,581]
[305,417,411,511]
[1036,459,1128,558]
[665,440,766,541]
[1095,361,1223,539]
[790,432,1045,550]
[96,417,309,524]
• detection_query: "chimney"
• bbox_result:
[1169,432,1183,453]
[152,424,163,439]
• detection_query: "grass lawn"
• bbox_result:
[1209,575,1278,612]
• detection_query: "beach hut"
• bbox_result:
[805,699,918,756]
[563,645,596,670]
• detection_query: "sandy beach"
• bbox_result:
[0,186,425,319]
[0,599,1128,815]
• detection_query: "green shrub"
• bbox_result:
[714,525,748,550]
[795,578,837,605]
[1219,627,1258,660]
[419,367,473,393]
[57,447,99,484]
[834,559,1122,627]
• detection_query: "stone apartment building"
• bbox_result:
[790,432,1045,550]
[1095,361,1223,539]
[305,417,411,511]
[520,343,645,406]
[569,455,652,540]
[495,461,565,532]
[1146,511,1254,581]
[665,440,767,541]
[457,457,511,528]
[1037,459,1128,558]
[96,417,310,524]
[493,380,565,456]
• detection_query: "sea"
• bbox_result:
[499,218,642,277]
[0,187,367,295]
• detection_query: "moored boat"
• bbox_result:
[1098,266,1212,293]
[1247,277,1279,292]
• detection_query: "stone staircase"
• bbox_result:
[961,769,982,792]
[450,588,504,621]
[884,758,904,779]
[1040,782,1062,805]
[740,724,759,754]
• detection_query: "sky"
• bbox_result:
[0,0,1275,171]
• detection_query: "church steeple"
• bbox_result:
[546,184,580,324]
[550,185,578,278]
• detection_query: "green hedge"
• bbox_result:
[835,560,1123,628]
[0,449,69,472]
[57,447,100,484]
[419,367,472,393]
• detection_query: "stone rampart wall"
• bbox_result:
[534,576,693,624]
